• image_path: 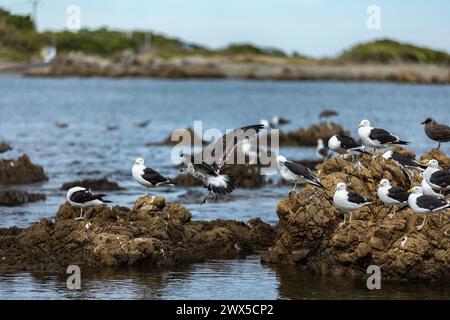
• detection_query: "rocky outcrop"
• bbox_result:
[0,155,48,184]
[262,149,450,281]
[0,190,46,206]
[279,122,349,146]
[0,196,275,272]
[174,164,265,188]
[0,142,12,154]
[61,178,123,191]
[147,127,208,146]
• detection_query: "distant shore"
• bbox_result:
[2,54,450,84]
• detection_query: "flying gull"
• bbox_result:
[357,119,409,151]
[333,182,372,227]
[132,158,174,196]
[328,135,369,157]
[421,117,450,150]
[423,159,450,192]
[276,155,324,192]
[408,186,450,230]
[67,186,112,220]
[377,179,410,219]
[316,139,331,160]
[180,124,264,204]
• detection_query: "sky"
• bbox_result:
[1,0,450,57]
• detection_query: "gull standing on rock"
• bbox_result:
[333,182,372,227]
[421,117,450,150]
[328,135,369,157]
[180,124,264,204]
[132,158,174,196]
[408,186,450,230]
[316,138,331,160]
[423,159,450,193]
[377,179,410,219]
[67,187,112,220]
[382,150,426,171]
[277,155,324,193]
[357,119,409,152]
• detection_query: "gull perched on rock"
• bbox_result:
[333,182,372,227]
[67,187,112,220]
[408,186,450,230]
[382,150,426,171]
[328,135,369,157]
[132,158,174,196]
[377,179,410,219]
[421,117,450,150]
[180,124,264,204]
[277,155,324,193]
[358,119,409,151]
[316,139,331,160]
[423,159,450,192]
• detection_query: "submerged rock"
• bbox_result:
[0,190,46,206]
[279,122,349,146]
[262,149,450,281]
[0,142,12,154]
[0,155,48,185]
[0,196,275,272]
[61,178,123,191]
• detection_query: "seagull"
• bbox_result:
[180,124,264,204]
[316,139,331,160]
[408,186,450,230]
[333,182,372,227]
[382,150,426,171]
[421,178,450,199]
[54,121,69,129]
[357,119,409,151]
[132,158,174,196]
[421,117,450,150]
[241,136,269,164]
[319,109,338,119]
[328,135,369,157]
[377,179,410,219]
[67,187,112,220]
[135,120,150,128]
[277,155,324,193]
[423,159,450,192]
[272,116,290,126]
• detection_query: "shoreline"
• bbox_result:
[3,55,450,85]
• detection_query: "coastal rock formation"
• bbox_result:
[61,178,123,191]
[0,196,275,272]
[0,190,46,206]
[0,142,12,154]
[262,149,450,281]
[0,154,48,184]
[279,122,349,147]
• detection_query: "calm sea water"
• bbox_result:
[0,75,449,299]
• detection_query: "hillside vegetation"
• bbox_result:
[1,8,450,66]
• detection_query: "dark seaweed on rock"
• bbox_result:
[0,190,46,206]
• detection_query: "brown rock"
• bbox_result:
[279,122,349,147]
[0,190,46,206]
[0,142,12,154]
[0,154,48,184]
[61,178,123,191]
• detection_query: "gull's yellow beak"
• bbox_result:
[357,124,362,128]
[408,188,413,193]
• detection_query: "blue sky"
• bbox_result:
[2,0,450,57]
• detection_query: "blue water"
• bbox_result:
[0,75,449,299]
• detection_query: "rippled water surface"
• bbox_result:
[0,75,449,299]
